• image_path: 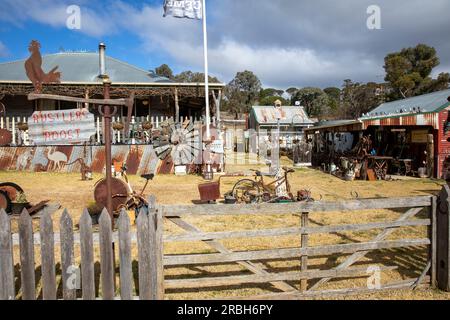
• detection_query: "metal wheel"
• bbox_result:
[0,182,24,202]
[0,190,12,214]
[94,178,129,214]
[232,179,262,204]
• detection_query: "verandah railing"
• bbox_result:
[2,185,449,300]
[0,115,212,146]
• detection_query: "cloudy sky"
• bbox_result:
[0,0,449,89]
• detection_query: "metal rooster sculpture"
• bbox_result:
[24,40,61,92]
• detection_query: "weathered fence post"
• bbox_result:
[60,209,76,300]
[153,204,164,300]
[118,209,133,300]
[136,195,164,300]
[18,209,35,300]
[430,196,437,288]
[137,206,152,300]
[437,185,450,291]
[0,210,15,300]
[300,212,309,291]
[80,209,95,300]
[99,209,115,300]
[40,209,56,300]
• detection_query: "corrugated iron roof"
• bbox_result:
[0,52,172,84]
[361,88,450,120]
[304,120,362,132]
[250,105,314,126]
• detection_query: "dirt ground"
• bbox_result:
[2,156,450,300]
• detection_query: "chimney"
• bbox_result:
[99,43,106,78]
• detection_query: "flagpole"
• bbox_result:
[202,0,211,141]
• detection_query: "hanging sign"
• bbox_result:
[210,139,224,154]
[28,108,96,145]
[411,130,429,143]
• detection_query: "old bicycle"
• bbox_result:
[231,166,297,204]
[94,164,154,217]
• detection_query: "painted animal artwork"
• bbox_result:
[31,148,49,172]
[16,149,33,170]
[46,148,68,171]
[24,40,61,93]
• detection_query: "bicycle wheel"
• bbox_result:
[232,179,262,204]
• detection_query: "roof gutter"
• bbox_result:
[303,120,362,132]
[0,80,226,87]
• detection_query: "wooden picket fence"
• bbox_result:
[0,189,447,300]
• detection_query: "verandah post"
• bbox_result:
[437,185,450,291]
[430,196,437,288]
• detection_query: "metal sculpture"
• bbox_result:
[24,40,61,92]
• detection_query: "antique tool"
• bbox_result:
[197,172,248,203]
[198,180,221,203]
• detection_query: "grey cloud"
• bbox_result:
[1,0,449,89]
[205,0,450,87]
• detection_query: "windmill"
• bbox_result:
[153,118,202,166]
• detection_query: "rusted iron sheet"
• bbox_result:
[255,106,313,125]
[0,145,162,174]
[437,110,450,179]
[158,155,174,174]
[28,109,96,145]
[126,146,144,175]
[362,112,440,130]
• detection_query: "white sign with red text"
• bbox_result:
[28,108,96,145]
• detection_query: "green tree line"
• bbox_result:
[154,44,449,120]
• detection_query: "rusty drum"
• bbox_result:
[94,177,129,213]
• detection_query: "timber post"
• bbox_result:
[174,87,180,124]
[300,211,309,291]
[437,185,450,291]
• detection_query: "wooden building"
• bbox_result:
[0,49,224,121]
[305,89,450,179]
[0,45,225,174]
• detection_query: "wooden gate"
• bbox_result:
[1,189,449,300]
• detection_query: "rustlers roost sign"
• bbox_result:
[28,108,96,145]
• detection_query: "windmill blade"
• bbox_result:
[154,144,170,154]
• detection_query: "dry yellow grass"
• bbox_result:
[1,157,449,300]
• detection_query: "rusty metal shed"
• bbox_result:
[249,105,314,132]
[305,89,450,179]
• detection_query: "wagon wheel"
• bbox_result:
[0,182,24,202]
[0,190,12,214]
[232,179,262,204]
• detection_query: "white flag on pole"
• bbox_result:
[163,0,203,20]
